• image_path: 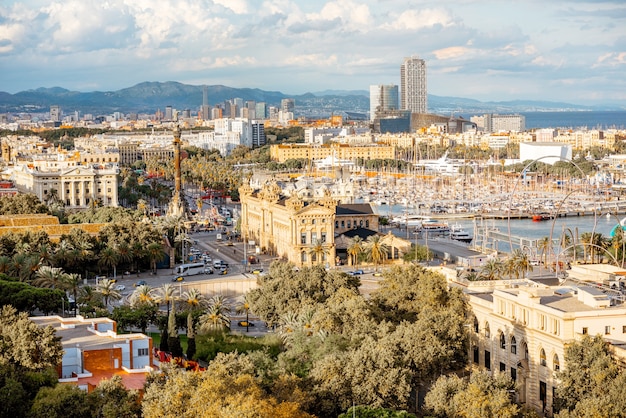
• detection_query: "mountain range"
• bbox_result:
[0,81,622,116]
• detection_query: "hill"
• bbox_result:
[0,82,620,116]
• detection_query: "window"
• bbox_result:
[511,336,517,355]
[473,346,479,363]
[311,253,317,262]
[347,221,351,228]
[484,322,490,338]
[335,221,339,228]
[312,219,316,225]
[540,349,546,367]
[500,362,506,372]
[511,367,517,382]
[500,333,506,350]
[311,232,317,242]
[321,232,326,243]
[138,348,149,356]
[365,220,369,228]
[553,354,560,371]
[474,317,479,333]
[582,327,588,335]
[301,252,307,262]
[605,326,611,335]
[623,325,626,334]
[485,350,491,370]
[301,233,307,245]
[302,219,306,224]
[341,221,345,228]
[359,220,363,227]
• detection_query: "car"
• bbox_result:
[237,321,255,327]
[204,267,214,274]
[115,284,126,291]
[134,280,147,287]
[373,272,383,277]
[172,276,185,282]
[348,269,364,275]
[252,269,264,275]
[530,260,541,266]
[226,241,234,246]
[109,278,118,283]
[219,268,228,275]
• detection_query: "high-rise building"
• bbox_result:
[202,85,210,120]
[400,56,427,114]
[50,105,61,122]
[256,102,267,120]
[369,84,399,121]
[165,106,173,121]
[281,98,295,114]
[251,121,266,148]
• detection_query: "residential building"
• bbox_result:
[251,121,266,148]
[400,56,427,114]
[31,315,153,392]
[471,114,526,133]
[270,143,395,163]
[50,105,61,123]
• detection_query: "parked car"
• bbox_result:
[204,267,214,274]
[115,284,126,291]
[252,269,264,275]
[172,276,184,282]
[134,280,147,287]
[348,269,364,275]
[237,321,255,327]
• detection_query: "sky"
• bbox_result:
[0,0,625,105]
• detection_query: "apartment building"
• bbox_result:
[270,143,395,163]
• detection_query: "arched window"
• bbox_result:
[511,336,517,354]
[474,317,479,333]
[540,349,547,366]
[522,342,529,360]
[500,332,506,349]
[301,251,307,262]
[484,322,490,338]
[553,354,560,371]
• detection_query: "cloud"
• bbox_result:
[213,0,249,14]
[384,8,455,31]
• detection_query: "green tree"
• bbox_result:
[32,266,66,289]
[96,278,122,307]
[30,384,91,418]
[308,239,330,265]
[424,371,519,418]
[347,236,364,268]
[198,295,231,334]
[87,375,142,418]
[146,242,164,274]
[364,234,388,271]
[479,258,503,281]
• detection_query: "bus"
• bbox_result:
[174,263,206,277]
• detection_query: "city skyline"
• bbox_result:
[0,0,624,106]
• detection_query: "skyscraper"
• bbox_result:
[400,56,427,114]
[201,85,210,120]
[50,105,61,122]
[369,84,399,121]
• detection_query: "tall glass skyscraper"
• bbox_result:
[369,84,399,121]
[400,56,427,114]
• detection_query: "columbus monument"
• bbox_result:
[167,125,186,217]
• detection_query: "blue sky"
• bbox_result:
[0,0,624,105]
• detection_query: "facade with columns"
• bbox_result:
[11,163,118,209]
[467,282,626,416]
[239,181,338,267]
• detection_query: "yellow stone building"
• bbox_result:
[239,182,410,267]
[269,143,395,163]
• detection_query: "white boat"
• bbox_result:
[418,219,450,235]
[450,224,472,243]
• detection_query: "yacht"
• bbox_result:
[450,224,472,243]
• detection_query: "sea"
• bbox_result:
[458,110,626,130]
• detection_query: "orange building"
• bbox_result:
[31,315,154,392]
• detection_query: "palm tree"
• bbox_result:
[33,266,66,288]
[61,273,82,316]
[96,278,122,307]
[364,234,388,271]
[198,295,231,334]
[98,246,120,278]
[308,239,329,265]
[146,242,165,274]
[154,283,178,316]
[130,284,155,307]
[180,288,206,359]
[511,249,533,279]
[347,236,363,267]
[480,259,503,281]
[236,294,252,333]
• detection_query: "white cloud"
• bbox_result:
[383,8,455,31]
[213,0,249,14]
